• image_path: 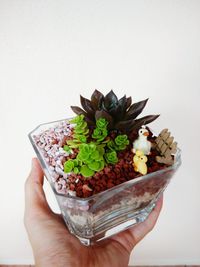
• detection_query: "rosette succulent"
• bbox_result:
[64,142,105,178]
[71,89,159,133]
[107,134,129,151]
[105,150,118,164]
[67,115,89,148]
[96,117,108,129]
[114,135,129,150]
[92,118,108,143]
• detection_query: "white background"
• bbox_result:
[0,0,200,265]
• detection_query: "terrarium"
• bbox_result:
[29,90,181,245]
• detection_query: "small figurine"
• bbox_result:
[133,150,148,175]
[133,125,151,155]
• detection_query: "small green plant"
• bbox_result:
[104,150,118,164]
[67,115,89,148]
[107,134,129,151]
[78,143,105,176]
[64,159,80,174]
[114,135,129,150]
[92,118,108,142]
[63,115,130,178]
[64,143,105,178]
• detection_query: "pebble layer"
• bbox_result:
[33,121,74,195]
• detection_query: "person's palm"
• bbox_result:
[24,159,163,267]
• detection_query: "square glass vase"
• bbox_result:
[29,119,181,246]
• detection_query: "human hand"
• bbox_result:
[24,158,163,267]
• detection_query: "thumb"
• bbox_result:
[24,158,52,217]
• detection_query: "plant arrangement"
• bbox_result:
[31,89,179,198]
[29,89,181,245]
[63,114,129,178]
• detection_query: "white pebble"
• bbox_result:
[63,173,68,179]
[40,136,45,143]
[55,166,64,176]
[68,190,76,197]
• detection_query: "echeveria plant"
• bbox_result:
[71,89,159,133]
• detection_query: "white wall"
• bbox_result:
[0,0,200,265]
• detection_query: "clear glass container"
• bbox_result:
[29,119,181,246]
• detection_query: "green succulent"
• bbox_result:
[114,134,129,150]
[64,159,80,174]
[107,140,116,150]
[105,150,118,164]
[96,118,108,129]
[77,143,104,165]
[80,165,95,177]
[64,143,105,178]
[107,134,129,151]
[92,127,108,142]
[67,115,89,148]
[70,114,85,125]
[92,118,108,142]
[64,159,75,173]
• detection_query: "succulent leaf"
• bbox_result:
[133,115,160,129]
[107,140,116,150]
[114,134,129,150]
[91,89,104,109]
[105,150,118,164]
[114,119,137,132]
[125,96,132,109]
[88,161,103,171]
[80,95,94,117]
[80,165,94,177]
[92,128,108,142]
[125,99,149,120]
[66,140,80,148]
[64,160,74,173]
[74,135,87,143]
[97,145,105,156]
[95,110,113,127]
[96,118,108,129]
[117,95,127,120]
[103,90,118,110]
[71,106,87,117]
[70,114,84,124]
[74,167,79,174]
[92,150,100,160]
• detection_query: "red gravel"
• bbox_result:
[66,143,166,198]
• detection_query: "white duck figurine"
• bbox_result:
[133,125,151,155]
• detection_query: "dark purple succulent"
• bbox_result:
[71,89,159,133]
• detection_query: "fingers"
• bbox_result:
[128,195,163,244]
[24,158,52,218]
[112,195,163,253]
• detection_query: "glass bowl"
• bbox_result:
[29,119,181,246]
